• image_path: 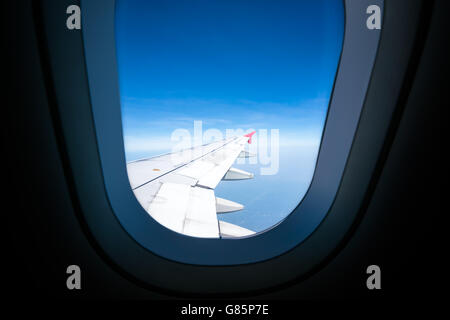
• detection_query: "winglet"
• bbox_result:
[244,131,256,144]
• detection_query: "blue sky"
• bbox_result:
[115,0,344,232]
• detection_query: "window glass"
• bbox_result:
[115,0,344,236]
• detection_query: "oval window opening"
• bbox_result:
[115,0,344,238]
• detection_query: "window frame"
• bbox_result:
[81,0,382,265]
[38,0,424,294]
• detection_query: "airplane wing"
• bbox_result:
[126,131,256,238]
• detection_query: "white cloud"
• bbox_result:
[123,135,174,152]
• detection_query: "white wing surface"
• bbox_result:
[126,132,256,238]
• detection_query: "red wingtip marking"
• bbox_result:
[244,131,256,144]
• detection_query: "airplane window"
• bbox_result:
[115,0,344,238]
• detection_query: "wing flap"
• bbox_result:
[183,187,219,237]
[146,182,220,238]
[147,182,191,233]
[219,220,255,238]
